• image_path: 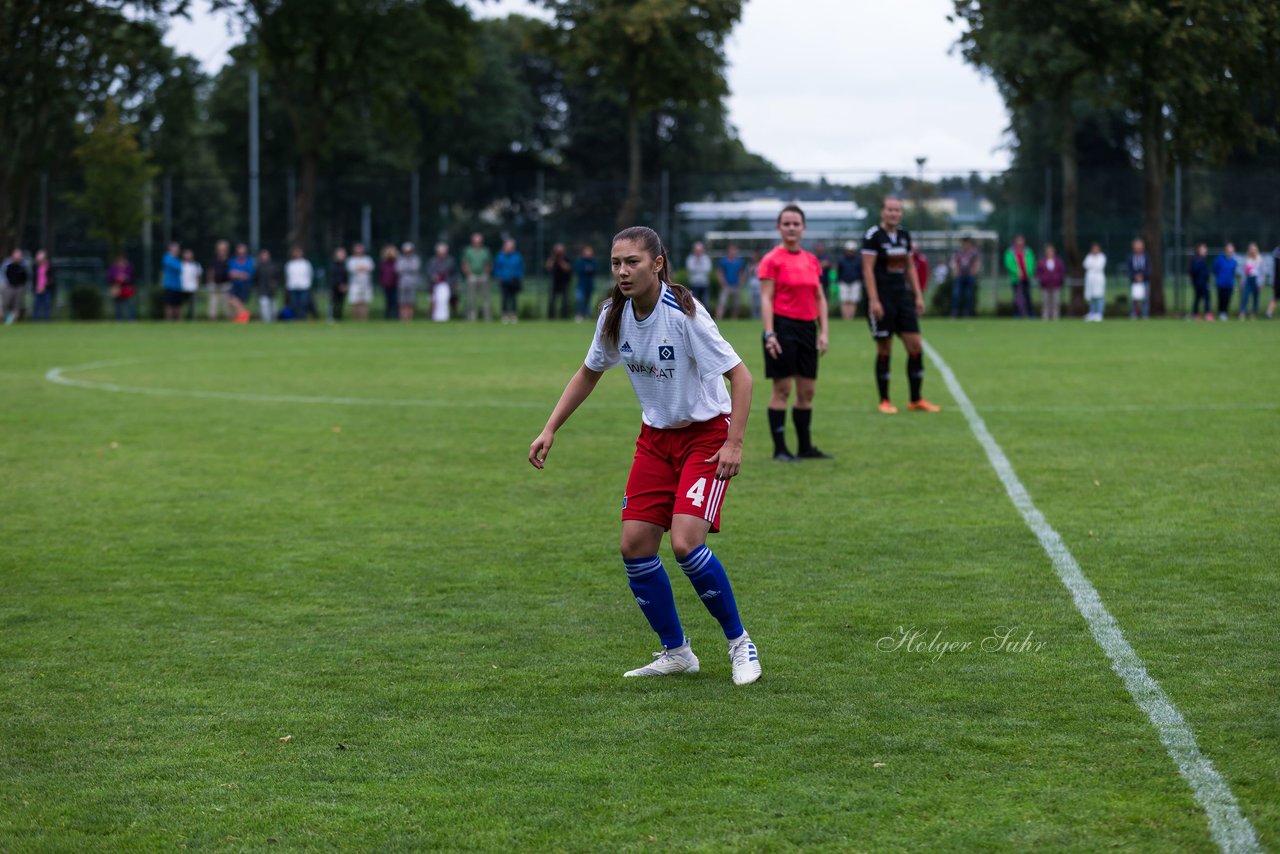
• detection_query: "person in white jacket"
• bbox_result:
[180,249,202,321]
[285,247,314,320]
[1083,242,1107,321]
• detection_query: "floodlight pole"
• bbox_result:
[410,170,420,248]
[248,36,261,254]
[914,157,926,225]
[40,172,50,253]
[659,169,670,247]
[1174,163,1183,314]
[163,174,173,246]
[286,171,296,241]
[438,155,449,240]
[535,169,545,276]
[1043,166,1052,248]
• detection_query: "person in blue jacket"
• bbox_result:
[494,238,525,324]
[1212,243,1238,321]
[574,245,598,322]
[162,242,185,321]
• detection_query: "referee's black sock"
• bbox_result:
[793,407,813,454]
[908,353,924,403]
[767,408,789,455]
[875,355,891,402]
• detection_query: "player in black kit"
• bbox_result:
[862,197,941,414]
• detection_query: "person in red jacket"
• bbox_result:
[911,249,929,295]
[1035,243,1066,320]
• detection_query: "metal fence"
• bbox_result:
[13,165,1280,318]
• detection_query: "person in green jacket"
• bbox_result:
[1003,234,1035,319]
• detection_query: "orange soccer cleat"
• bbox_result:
[878,400,898,415]
[908,399,942,412]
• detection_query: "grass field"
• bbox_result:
[2,316,1277,851]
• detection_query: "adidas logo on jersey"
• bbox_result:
[700,589,721,601]
[635,596,650,606]
[620,341,633,353]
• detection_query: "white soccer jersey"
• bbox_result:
[585,284,742,429]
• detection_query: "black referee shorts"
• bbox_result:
[764,313,818,380]
[867,287,920,339]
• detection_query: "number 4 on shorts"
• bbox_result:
[685,477,707,508]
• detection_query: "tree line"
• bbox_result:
[2,0,777,259]
[952,0,1280,314]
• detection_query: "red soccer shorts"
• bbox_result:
[622,415,732,533]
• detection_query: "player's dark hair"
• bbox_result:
[777,204,806,226]
[601,226,695,348]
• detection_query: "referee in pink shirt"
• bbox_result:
[759,204,832,461]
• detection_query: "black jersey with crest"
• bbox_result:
[861,225,913,292]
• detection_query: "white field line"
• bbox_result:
[922,340,1261,854]
[45,359,1275,416]
[45,359,561,410]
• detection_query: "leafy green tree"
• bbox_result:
[0,0,182,252]
[954,0,1280,314]
[541,0,743,229]
[71,100,160,256]
[952,1,1100,282]
[213,0,475,251]
[1090,0,1276,313]
[416,15,567,238]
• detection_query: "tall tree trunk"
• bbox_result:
[290,150,319,254]
[616,95,642,230]
[1141,103,1167,315]
[12,169,33,254]
[0,162,36,254]
[1059,107,1084,316]
[0,180,13,255]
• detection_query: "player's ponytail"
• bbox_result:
[602,226,696,348]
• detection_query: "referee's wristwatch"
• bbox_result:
[762,331,777,341]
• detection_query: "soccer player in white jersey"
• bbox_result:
[528,226,762,685]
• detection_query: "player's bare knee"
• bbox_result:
[620,523,663,559]
[619,534,649,560]
[619,539,647,560]
[669,532,704,561]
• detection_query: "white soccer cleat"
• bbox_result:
[728,633,761,685]
[623,641,700,678]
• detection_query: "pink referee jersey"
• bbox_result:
[758,245,822,321]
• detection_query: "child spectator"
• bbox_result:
[1240,243,1262,320]
[1083,242,1106,321]
[1127,238,1150,319]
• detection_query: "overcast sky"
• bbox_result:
[164,0,1011,176]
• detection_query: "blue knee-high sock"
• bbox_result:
[677,545,744,641]
[624,556,685,649]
